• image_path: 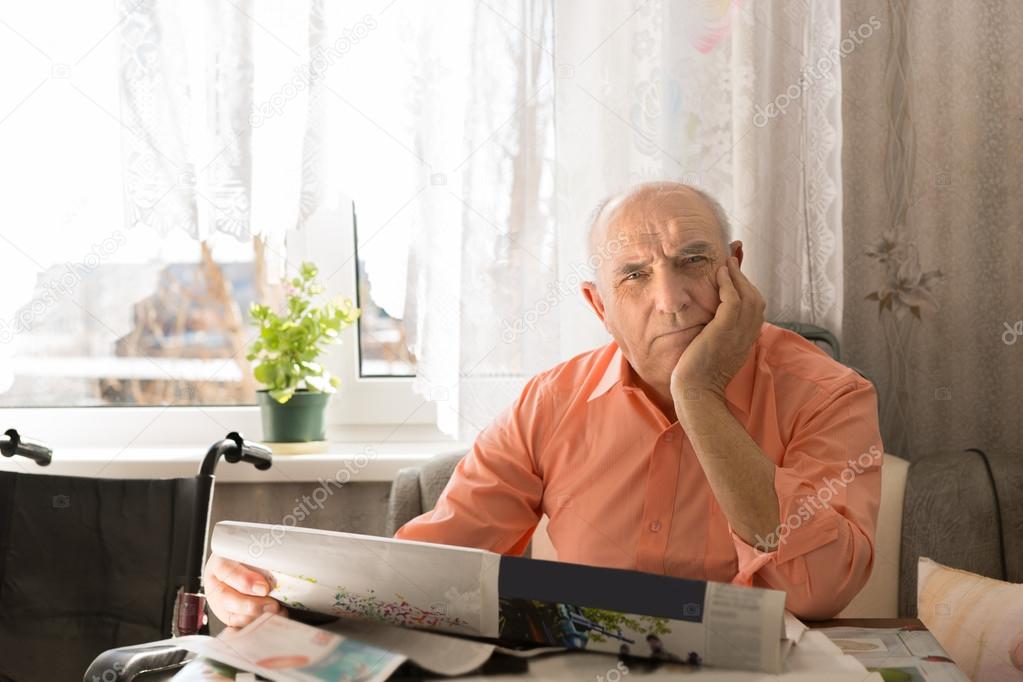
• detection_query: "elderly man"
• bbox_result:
[204,182,882,625]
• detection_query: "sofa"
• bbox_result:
[385,448,1021,618]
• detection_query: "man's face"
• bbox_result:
[584,189,737,390]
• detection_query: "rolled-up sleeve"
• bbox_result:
[729,378,883,620]
[393,377,547,556]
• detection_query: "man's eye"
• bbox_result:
[623,272,644,281]
[683,256,707,265]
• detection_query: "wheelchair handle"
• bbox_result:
[179,432,273,634]
[224,431,273,471]
[0,428,52,466]
[198,431,272,477]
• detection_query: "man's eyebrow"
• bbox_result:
[669,240,716,257]
[611,241,717,276]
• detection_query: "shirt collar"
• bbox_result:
[586,332,760,418]
[586,344,633,402]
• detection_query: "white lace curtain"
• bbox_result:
[119,0,321,243]
[120,0,845,439]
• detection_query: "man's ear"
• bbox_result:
[729,240,745,268]
[581,280,607,326]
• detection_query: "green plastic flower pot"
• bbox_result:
[257,390,329,443]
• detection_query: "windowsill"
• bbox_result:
[0,428,470,483]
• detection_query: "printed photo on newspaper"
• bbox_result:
[819,626,970,682]
[211,521,795,674]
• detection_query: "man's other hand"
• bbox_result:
[203,554,285,628]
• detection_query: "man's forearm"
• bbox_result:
[676,393,780,549]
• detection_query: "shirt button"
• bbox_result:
[649,520,662,532]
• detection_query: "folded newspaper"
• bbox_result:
[212,521,796,674]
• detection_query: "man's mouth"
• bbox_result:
[656,324,706,340]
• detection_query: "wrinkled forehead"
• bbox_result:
[593,187,723,257]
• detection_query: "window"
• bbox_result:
[0,1,438,445]
[354,206,416,377]
[0,3,288,409]
[0,231,285,408]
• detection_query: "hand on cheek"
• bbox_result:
[671,256,764,401]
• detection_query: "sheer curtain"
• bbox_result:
[120,0,318,245]
[394,0,845,439]
[317,1,559,438]
[119,1,843,438]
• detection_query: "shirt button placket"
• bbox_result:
[635,431,681,572]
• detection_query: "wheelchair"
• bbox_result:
[0,429,272,682]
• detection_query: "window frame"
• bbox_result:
[352,204,415,379]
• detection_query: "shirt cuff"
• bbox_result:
[729,466,841,586]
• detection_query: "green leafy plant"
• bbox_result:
[247,262,360,404]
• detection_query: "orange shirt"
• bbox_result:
[396,323,883,619]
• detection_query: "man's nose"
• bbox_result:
[652,269,692,314]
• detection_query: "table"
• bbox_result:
[808,618,924,629]
[127,619,933,681]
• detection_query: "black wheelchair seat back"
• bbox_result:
[0,431,271,682]
[0,472,198,682]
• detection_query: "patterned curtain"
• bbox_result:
[842,0,1023,460]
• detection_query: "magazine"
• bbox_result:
[211,521,795,673]
[167,613,406,682]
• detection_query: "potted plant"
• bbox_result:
[247,262,360,444]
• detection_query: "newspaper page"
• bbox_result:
[214,521,501,638]
[819,626,970,681]
[322,617,498,675]
[212,521,792,674]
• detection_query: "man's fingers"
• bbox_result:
[202,554,287,632]
[715,263,741,328]
[208,577,281,616]
[726,257,765,334]
[729,258,766,311]
[217,601,289,630]
[209,555,270,596]
[205,577,283,632]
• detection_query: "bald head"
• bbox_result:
[587,182,732,269]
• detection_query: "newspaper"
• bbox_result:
[819,626,970,681]
[212,521,796,674]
